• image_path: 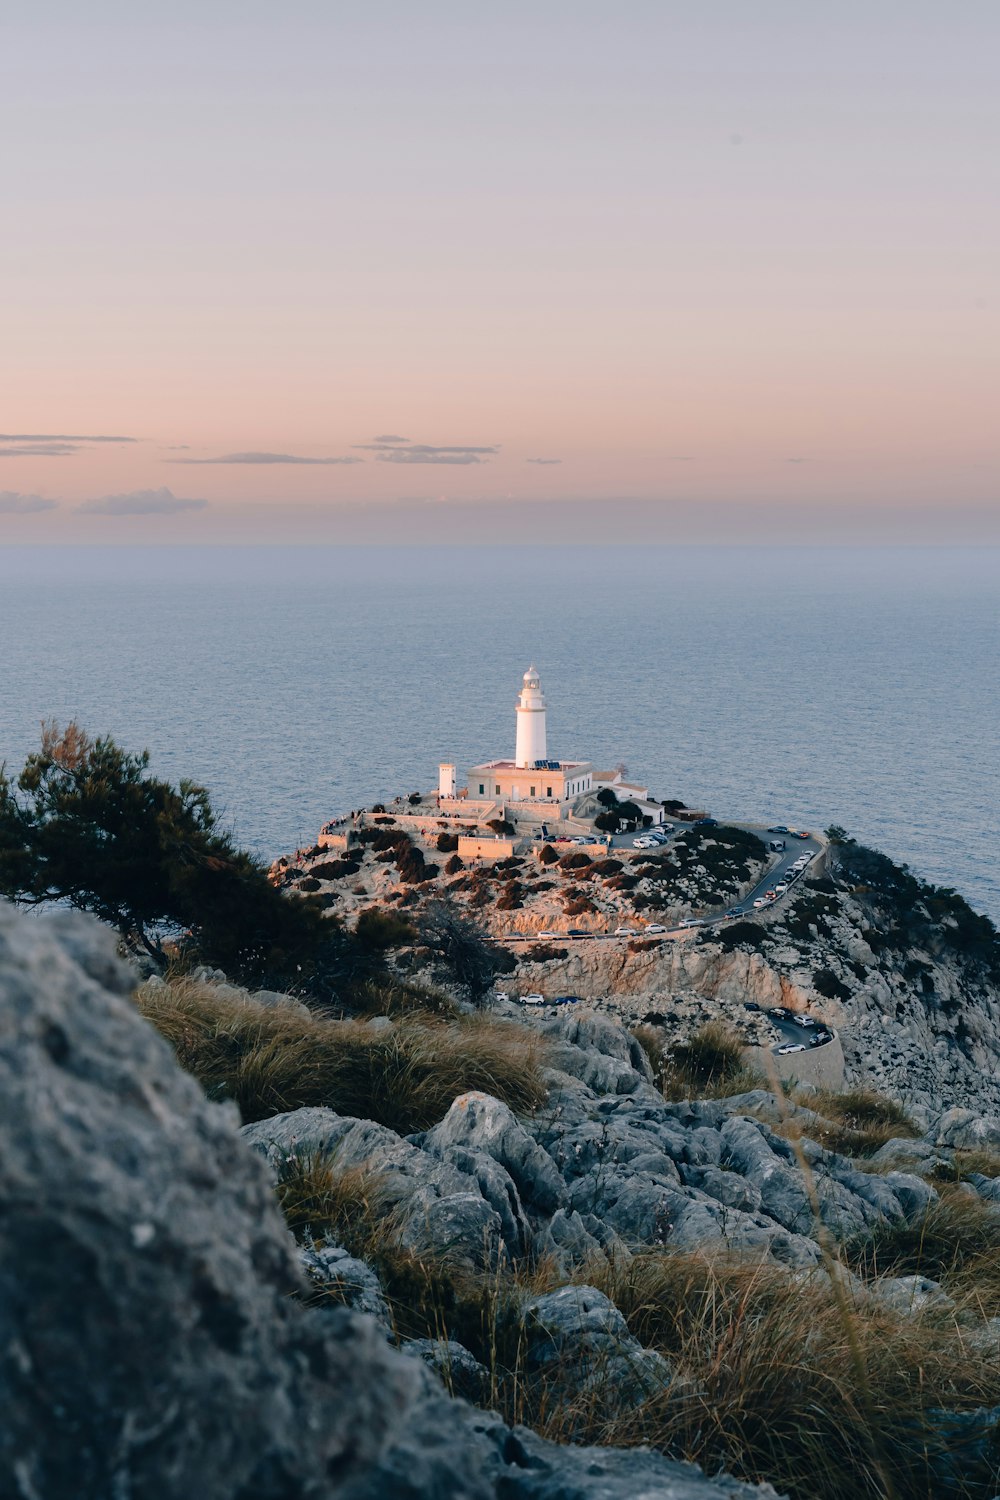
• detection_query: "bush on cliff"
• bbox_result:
[0,720,349,991]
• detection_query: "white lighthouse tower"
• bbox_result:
[514,665,548,768]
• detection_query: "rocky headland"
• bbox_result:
[4,805,1000,1497]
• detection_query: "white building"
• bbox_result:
[466,667,593,806]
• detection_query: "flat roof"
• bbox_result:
[468,758,591,772]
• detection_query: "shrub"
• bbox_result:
[537,844,558,865]
[487,818,516,836]
[136,978,548,1131]
[557,852,591,871]
[525,944,568,962]
[784,1088,919,1158]
[444,853,464,875]
[436,832,460,852]
[636,1022,763,1102]
[297,877,320,892]
[717,921,768,951]
[408,792,422,805]
[814,966,851,1001]
[594,812,618,833]
[596,787,618,808]
[355,907,417,949]
[590,858,623,876]
[310,859,361,880]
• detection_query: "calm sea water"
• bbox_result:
[0,545,997,922]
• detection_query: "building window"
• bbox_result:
[478,784,484,795]
[495,785,500,795]
[546,786,552,797]
[530,786,535,797]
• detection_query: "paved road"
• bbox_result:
[501,822,825,943]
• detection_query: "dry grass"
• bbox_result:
[848,1188,1000,1318]
[587,1249,1000,1500]
[136,977,547,1130]
[285,1150,1000,1500]
[635,1020,766,1102]
[774,1087,919,1160]
[930,1148,1000,1186]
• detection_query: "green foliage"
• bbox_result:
[717,920,768,951]
[0,720,340,988]
[355,907,417,950]
[813,966,851,1001]
[595,786,618,808]
[594,811,618,832]
[436,832,459,852]
[537,843,558,865]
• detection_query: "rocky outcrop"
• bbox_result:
[0,901,785,1500]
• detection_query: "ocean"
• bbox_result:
[0,544,997,922]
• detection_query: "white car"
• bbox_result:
[494,991,510,1003]
[571,836,590,845]
[776,1042,806,1055]
[752,897,766,908]
[632,837,655,848]
[522,992,546,1006]
[679,917,706,928]
[538,931,561,940]
[774,883,788,894]
[614,926,638,936]
[646,924,667,934]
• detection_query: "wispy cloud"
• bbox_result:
[355,437,498,466]
[78,487,208,516]
[526,457,561,466]
[0,432,136,443]
[0,491,58,514]
[0,443,79,457]
[373,433,409,443]
[171,451,362,465]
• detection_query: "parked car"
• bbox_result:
[774,883,788,894]
[744,1001,761,1012]
[571,836,590,845]
[776,1042,806,1055]
[632,837,656,848]
[809,1031,831,1047]
[752,897,766,908]
[538,931,561,940]
[793,830,811,840]
[522,993,545,1006]
[679,917,706,928]
[726,906,745,917]
[694,817,718,827]
[768,840,786,852]
[494,991,510,1003]
[768,825,790,834]
[567,927,588,937]
[769,1007,794,1019]
[792,1014,817,1028]
[553,995,583,1006]
[646,924,667,934]
[614,926,638,936]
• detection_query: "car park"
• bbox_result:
[776,1042,806,1055]
[522,993,545,1006]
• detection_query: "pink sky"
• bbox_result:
[2,3,998,543]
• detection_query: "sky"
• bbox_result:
[1,1,998,544]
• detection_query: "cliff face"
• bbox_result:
[512,846,1000,1113]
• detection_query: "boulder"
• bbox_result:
[0,901,785,1500]
[301,1242,393,1329]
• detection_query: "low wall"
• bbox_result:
[744,1031,845,1090]
[457,835,517,862]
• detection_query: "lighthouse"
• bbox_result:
[514,665,547,767]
